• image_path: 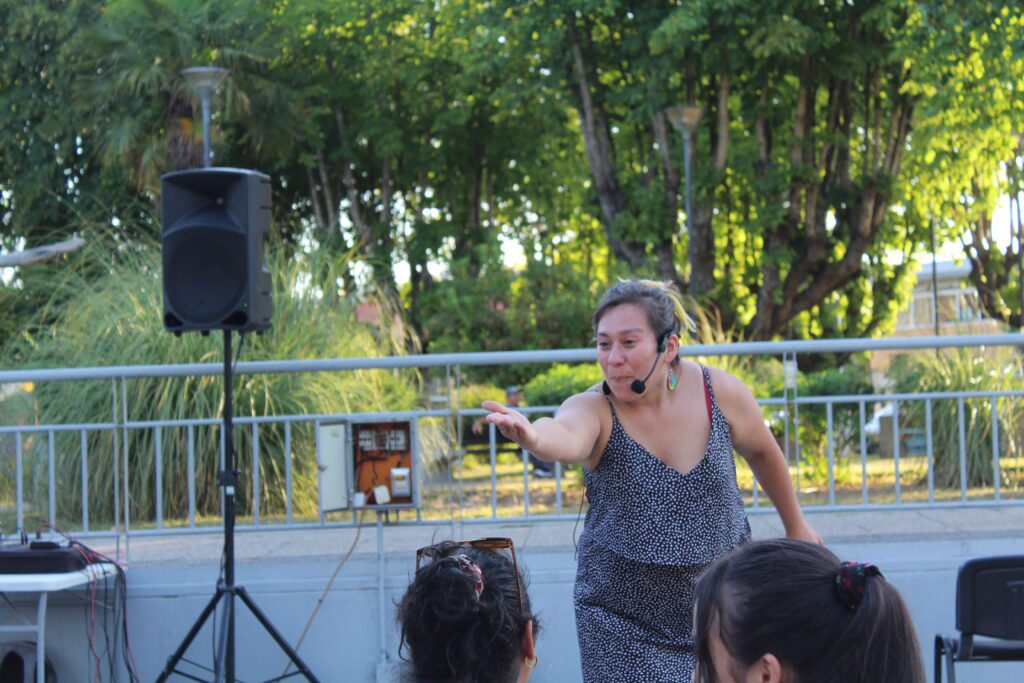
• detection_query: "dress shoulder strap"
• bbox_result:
[587,387,618,422]
[700,365,714,424]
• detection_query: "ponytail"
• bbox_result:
[397,542,538,683]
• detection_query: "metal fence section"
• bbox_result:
[1,333,1023,540]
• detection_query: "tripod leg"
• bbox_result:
[235,587,321,682]
[215,591,233,682]
[157,588,226,682]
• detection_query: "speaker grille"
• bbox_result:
[165,229,247,325]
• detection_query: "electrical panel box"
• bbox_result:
[317,421,349,512]
[317,417,419,512]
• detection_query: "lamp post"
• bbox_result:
[666,104,705,241]
[181,66,229,168]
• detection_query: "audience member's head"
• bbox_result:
[398,538,539,683]
[694,539,924,683]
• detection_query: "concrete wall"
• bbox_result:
[6,512,1024,682]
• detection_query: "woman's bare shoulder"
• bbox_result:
[700,364,758,417]
[558,385,609,413]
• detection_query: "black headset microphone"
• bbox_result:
[602,333,668,396]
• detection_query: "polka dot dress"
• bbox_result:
[574,366,751,682]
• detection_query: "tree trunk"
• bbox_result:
[567,15,645,270]
[652,111,682,287]
[334,106,368,243]
[688,61,730,298]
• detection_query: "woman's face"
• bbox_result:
[596,303,660,397]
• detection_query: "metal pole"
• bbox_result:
[377,512,387,666]
[222,329,236,681]
[684,129,694,239]
[200,91,213,168]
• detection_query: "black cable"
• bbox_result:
[231,331,246,374]
[280,509,366,680]
[80,573,91,680]
[48,526,141,683]
[108,573,118,683]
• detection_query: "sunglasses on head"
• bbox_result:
[415,537,523,610]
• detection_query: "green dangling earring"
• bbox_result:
[667,367,677,392]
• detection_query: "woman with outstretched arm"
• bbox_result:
[483,280,821,683]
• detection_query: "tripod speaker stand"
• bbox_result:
[157,167,318,682]
[157,331,318,682]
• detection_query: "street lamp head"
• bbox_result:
[666,104,704,135]
[181,66,230,99]
[181,67,230,168]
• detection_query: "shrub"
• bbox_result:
[523,363,604,407]
[794,359,875,485]
[889,347,1024,489]
[2,241,421,529]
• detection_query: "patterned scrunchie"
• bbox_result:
[835,561,882,611]
[448,554,485,600]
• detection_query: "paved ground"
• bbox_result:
[85,503,1024,567]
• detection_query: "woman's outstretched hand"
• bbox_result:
[481,400,539,451]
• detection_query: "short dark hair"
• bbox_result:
[397,541,539,683]
[694,539,925,683]
[593,280,690,350]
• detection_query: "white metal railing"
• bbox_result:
[1,334,1023,540]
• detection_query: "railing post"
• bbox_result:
[958,397,968,501]
[858,401,868,504]
[121,377,131,558]
[925,399,935,504]
[826,402,835,506]
[892,400,901,504]
[791,353,802,502]
[81,430,89,533]
[489,424,498,519]
[991,396,1000,501]
[15,431,23,533]
[188,424,196,528]
[47,430,56,528]
[110,378,120,544]
[284,421,293,525]
[252,422,261,526]
[155,425,163,529]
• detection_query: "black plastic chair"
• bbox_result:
[934,555,1024,683]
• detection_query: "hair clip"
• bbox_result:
[452,554,485,600]
[835,561,882,611]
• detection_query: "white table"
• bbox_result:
[0,563,118,683]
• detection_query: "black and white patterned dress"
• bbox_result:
[574,366,751,682]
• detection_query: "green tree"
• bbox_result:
[0,0,144,266]
[508,0,1022,343]
[900,4,1024,327]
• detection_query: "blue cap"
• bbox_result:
[505,385,520,395]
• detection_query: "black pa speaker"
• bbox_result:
[161,167,273,333]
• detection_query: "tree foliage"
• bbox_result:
[2,0,1022,354]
